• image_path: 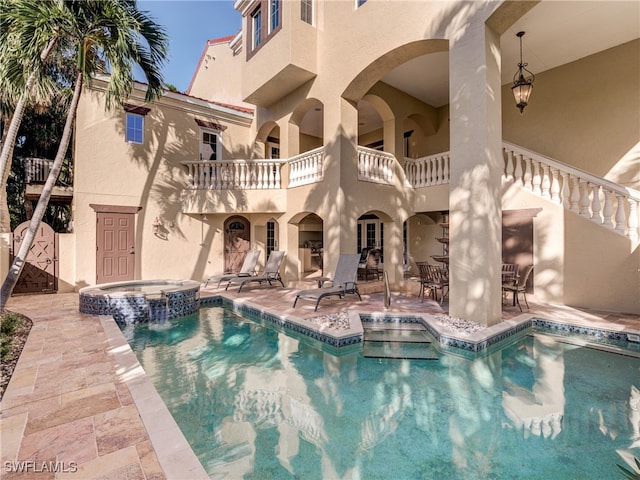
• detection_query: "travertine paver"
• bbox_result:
[1,289,638,480]
[1,294,168,480]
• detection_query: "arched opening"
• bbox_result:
[291,98,324,154]
[223,215,251,273]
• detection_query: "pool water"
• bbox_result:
[122,307,640,479]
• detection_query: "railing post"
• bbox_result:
[628,198,639,243]
[579,180,590,217]
[550,167,561,203]
[570,176,580,213]
[532,160,542,195]
[590,184,602,223]
[514,154,524,187]
[614,194,627,235]
[602,189,614,229]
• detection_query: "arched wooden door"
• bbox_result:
[12,221,58,294]
[224,216,250,273]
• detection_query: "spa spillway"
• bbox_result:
[79,280,201,325]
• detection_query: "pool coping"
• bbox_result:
[99,315,210,480]
[201,293,640,356]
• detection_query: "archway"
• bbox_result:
[223,215,251,273]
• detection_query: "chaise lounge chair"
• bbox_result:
[293,253,362,311]
[204,249,261,288]
[225,250,286,293]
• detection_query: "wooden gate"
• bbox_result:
[12,221,58,294]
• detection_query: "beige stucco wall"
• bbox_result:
[187,38,252,109]
[502,39,640,190]
[62,1,639,315]
[72,79,254,287]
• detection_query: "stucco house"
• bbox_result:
[4,0,639,324]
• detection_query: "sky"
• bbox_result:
[137,0,242,93]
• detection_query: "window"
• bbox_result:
[126,113,143,144]
[301,0,313,25]
[266,220,277,257]
[356,0,367,7]
[200,130,219,160]
[252,7,262,49]
[269,0,280,33]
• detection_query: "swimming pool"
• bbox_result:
[122,307,640,479]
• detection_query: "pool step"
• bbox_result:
[362,325,438,360]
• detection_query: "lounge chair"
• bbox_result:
[225,250,286,292]
[204,249,261,288]
[293,253,362,311]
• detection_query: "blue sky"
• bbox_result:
[138,0,242,93]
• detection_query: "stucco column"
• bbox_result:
[448,24,503,326]
[383,116,404,162]
[281,116,299,158]
[322,97,359,276]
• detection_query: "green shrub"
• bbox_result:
[0,312,24,361]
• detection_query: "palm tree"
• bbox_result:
[0,0,168,310]
[0,0,61,233]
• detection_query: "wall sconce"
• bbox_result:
[512,31,535,114]
[152,217,163,235]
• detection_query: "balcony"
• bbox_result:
[24,157,73,203]
[242,1,317,106]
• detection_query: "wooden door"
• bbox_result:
[96,212,135,284]
[12,221,58,294]
[224,216,250,273]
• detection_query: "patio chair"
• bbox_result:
[502,263,520,286]
[502,264,534,311]
[417,262,448,304]
[225,251,286,293]
[204,249,260,288]
[293,253,362,311]
[358,248,382,281]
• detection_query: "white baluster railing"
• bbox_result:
[357,146,394,184]
[502,141,640,243]
[25,157,52,183]
[404,152,451,187]
[288,147,324,188]
[181,159,285,190]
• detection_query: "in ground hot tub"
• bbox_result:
[79,280,201,325]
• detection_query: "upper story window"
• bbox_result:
[269,0,280,33]
[123,104,151,144]
[251,7,262,50]
[301,0,313,25]
[126,113,143,144]
[200,130,220,160]
[356,0,367,7]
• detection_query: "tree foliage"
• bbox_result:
[0,0,168,310]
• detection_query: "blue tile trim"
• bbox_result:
[80,284,200,326]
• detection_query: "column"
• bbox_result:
[448,23,503,326]
[321,97,359,276]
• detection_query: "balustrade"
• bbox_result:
[288,147,324,187]
[357,146,394,184]
[404,153,450,187]
[181,159,284,190]
[502,141,640,243]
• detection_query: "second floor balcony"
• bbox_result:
[180,144,640,244]
[24,157,74,203]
